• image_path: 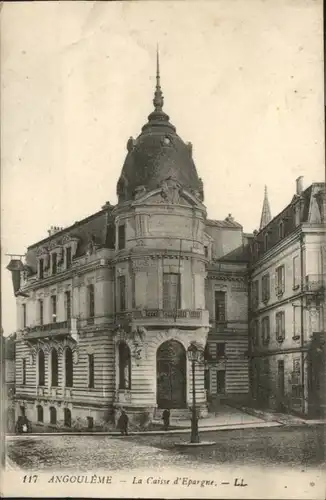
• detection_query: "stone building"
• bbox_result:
[7,58,250,430]
[7,57,324,430]
[248,177,326,417]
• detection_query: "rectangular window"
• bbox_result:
[276,311,285,342]
[251,319,259,346]
[66,247,72,269]
[39,299,44,326]
[204,246,208,258]
[251,280,259,308]
[65,291,71,321]
[88,354,94,388]
[216,371,226,394]
[22,304,27,328]
[293,306,300,338]
[163,273,181,310]
[22,358,26,385]
[276,265,285,296]
[214,291,226,324]
[216,343,225,358]
[39,258,44,279]
[277,360,285,397]
[118,224,126,250]
[88,284,95,319]
[262,316,270,345]
[51,295,57,323]
[51,252,57,275]
[293,256,300,289]
[262,274,270,302]
[118,276,126,311]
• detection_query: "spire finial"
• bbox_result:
[153,45,164,111]
[259,185,272,230]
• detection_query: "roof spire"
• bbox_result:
[153,45,164,111]
[259,185,272,230]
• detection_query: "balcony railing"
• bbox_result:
[22,320,71,339]
[305,275,326,293]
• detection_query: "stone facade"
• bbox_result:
[248,180,326,417]
[7,61,325,432]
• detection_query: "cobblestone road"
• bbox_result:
[6,424,325,473]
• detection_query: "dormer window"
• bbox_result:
[39,258,44,279]
[51,252,57,275]
[279,220,284,239]
[66,247,72,269]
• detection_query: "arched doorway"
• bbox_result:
[156,340,187,409]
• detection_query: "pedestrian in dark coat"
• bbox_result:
[162,409,170,431]
[118,409,129,436]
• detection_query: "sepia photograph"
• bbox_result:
[1,0,325,498]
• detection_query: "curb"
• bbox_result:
[6,421,283,438]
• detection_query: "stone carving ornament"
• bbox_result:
[160,177,181,204]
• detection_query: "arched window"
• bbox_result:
[50,349,58,387]
[38,350,45,386]
[64,347,73,388]
[64,408,71,427]
[37,405,43,423]
[118,342,131,390]
[49,406,57,425]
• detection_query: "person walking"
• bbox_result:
[117,409,129,436]
[162,408,170,431]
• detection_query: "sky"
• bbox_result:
[1,0,324,335]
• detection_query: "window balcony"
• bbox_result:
[304,275,326,294]
[22,320,72,339]
[115,308,209,329]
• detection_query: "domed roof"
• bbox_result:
[117,52,204,203]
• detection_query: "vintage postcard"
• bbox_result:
[1,0,325,498]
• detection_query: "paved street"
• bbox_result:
[6,424,325,472]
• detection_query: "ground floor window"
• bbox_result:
[87,416,94,429]
[49,406,57,425]
[64,408,71,427]
[37,405,43,423]
[216,370,226,394]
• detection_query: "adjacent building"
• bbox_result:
[248,177,326,417]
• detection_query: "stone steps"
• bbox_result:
[154,408,191,420]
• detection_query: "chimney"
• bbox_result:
[296,176,304,195]
[47,225,64,237]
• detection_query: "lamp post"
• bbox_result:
[187,342,202,444]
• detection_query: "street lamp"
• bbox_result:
[187,342,203,444]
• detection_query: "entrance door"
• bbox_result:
[157,340,186,409]
[277,360,285,398]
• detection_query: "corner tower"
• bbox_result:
[112,50,210,421]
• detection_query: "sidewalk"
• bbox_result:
[5,405,325,440]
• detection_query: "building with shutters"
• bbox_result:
[248,177,326,417]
